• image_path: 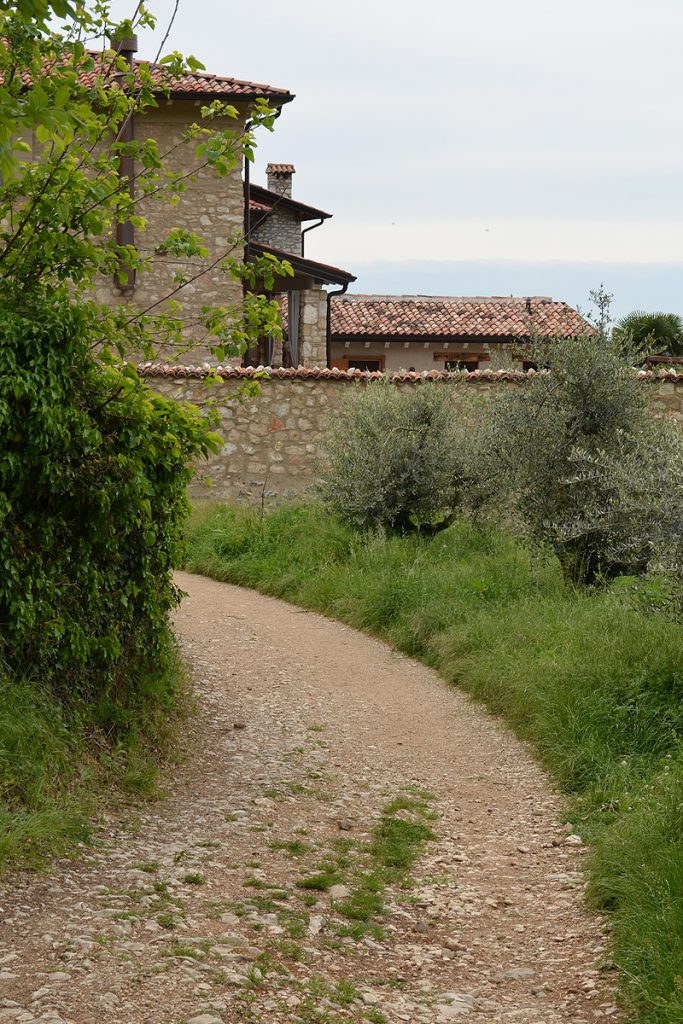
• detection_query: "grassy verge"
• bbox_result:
[0,633,187,871]
[185,501,683,1024]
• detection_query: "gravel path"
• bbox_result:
[0,572,619,1024]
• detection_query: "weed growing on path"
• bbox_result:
[182,872,205,886]
[268,839,312,857]
[288,786,437,946]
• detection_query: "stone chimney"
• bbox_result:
[266,163,295,198]
[109,30,139,62]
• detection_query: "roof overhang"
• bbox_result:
[169,88,294,104]
[250,242,356,290]
[248,184,331,222]
[55,50,296,106]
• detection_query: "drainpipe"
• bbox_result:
[326,282,349,369]
[111,32,138,292]
[243,154,251,262]
[301,217,324,256]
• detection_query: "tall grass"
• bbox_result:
[185,501,683,1024]
[0,636,186,871]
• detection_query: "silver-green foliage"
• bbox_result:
[319,381,465,532]
[471,334,683,583]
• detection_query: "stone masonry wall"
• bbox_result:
[299,287,328,367]
[143,368,683,504]
[252,208,302,254]
[148,373,336,502]
[93,102,248,363]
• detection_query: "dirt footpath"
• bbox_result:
[0,572,619,1024]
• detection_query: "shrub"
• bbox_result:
[0,287,217,725]
[318,380,465,533]
[0,2,290,866]
[469,334,683,583]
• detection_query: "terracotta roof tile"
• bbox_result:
[138,362,532,382]
[138,61,291,99]
[138,363,678,384]
[31,50,292,102]
[266,163,296,174]
[249,199,273,213]
[330,294,590,340]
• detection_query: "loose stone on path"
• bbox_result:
[0,572,618,1023]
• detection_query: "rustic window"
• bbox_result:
[347,358,383,372]
[445,358,479,372]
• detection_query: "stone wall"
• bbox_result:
[252,208,302,254]
[652,377,683,424]
[299,287,329,367]
[146,369,338,502]
[93,102,248,363]
[142,366,683,504]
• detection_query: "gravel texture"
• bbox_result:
[0,572,620,1024]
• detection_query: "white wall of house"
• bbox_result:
[330,339,504,373]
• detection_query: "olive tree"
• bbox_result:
[319,380,468,533]
[470,332,683,584]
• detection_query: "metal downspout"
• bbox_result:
[301,217,324,256]
[326,282,349,369]
[243,151,251,263]
[112,33,138,292]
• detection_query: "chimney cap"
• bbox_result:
[109,32,139,54]
[266,163,295,175]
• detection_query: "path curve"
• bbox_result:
[0,573,617,1024]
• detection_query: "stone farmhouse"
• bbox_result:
[246,163,356,367]
[250,172,590,372]
[77,40,588,371]
[326,294,589,373]
[76,37,355,365]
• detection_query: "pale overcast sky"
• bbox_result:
[109,0,683,316]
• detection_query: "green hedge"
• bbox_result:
[0,289,213,866]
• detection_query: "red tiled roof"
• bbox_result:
[138,363,678,383]
[249,199,273,213]
[266,163,295,174]
[143,64,290,100]
[29,49,293,102]
[330,294,590,340]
